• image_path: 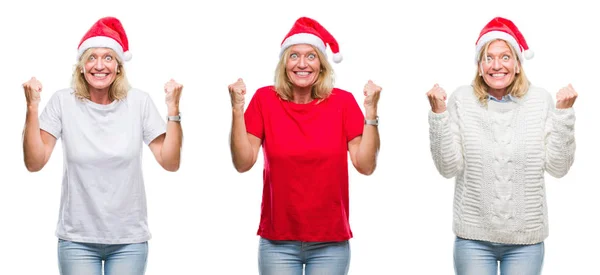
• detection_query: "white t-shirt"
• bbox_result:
[39,88,166,244]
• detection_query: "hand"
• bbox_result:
[164,79,183,113]
[426,84,447,113]
[23,77,42,107]
[363,80,382,115]
[556,84,577,109]
[228,78,246,109]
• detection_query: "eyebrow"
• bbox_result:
[290,50,317,55]
[486,51,512,56]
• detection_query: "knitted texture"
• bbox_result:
[429,85,575,245]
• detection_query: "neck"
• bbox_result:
[488,88,507,100]
[292,87,313,104]
[89,87,112,105]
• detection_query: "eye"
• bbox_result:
[290,53,298,59]
[502,55,510,61]
[88,56,96,61]
[307,53,316,60]
[485,56,492,63]
[104,55,113,61]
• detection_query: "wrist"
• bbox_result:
[365,108,378,120]
[232,105,244,114]
[167,107,180,116]
[27,104,39,112]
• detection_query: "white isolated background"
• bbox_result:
[0,0,597,274]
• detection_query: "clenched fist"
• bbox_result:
[363,80,382,112]
[23,77,42,107]
[556,84,577,109]
[426,84,447,114]
[228,78,246,109]
[164,79,183,113]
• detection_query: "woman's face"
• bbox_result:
[83,48,119,91]
[480,40,519,93]
[285,44,321,89]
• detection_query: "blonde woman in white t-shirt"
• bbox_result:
[22,16,183,275]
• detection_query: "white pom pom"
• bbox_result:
[523,49,534,60]
[123,51,132,61]
[332,52,343,63]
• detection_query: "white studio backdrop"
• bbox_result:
[0,0,597,274]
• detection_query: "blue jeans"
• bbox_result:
[57,239,148,275]
[454,236,544,275]
[258,237,350,275]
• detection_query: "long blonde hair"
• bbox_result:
[473,39,530,105]
[274,45,334,101]
[71,48,130,101]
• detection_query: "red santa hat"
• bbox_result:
[77,16,132,62]
[475,17,533,64]
[280,17,343,63]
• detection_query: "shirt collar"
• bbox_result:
[487,93,516,103]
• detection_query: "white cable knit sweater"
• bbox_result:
[428,85,576,245]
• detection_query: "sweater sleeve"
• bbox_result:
[543,93,576,178]
[428,92,464,178]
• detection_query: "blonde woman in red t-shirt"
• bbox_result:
[228,17,381,275]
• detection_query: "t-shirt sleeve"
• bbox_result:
[244,89,264,140]
[39,91,63,139]
[142,94,167,145]
[344,92,365,142]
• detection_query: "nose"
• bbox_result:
[492,58,502,70]
[298,56,307,68]
[93,58,106,71]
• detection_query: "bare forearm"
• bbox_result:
[23,106,45,171]
[356,110,380,175]
[160,119,183,171]
[230,107,254,172]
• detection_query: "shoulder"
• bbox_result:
[45,88,75,107]
[330,87,353,97]
[250,85,278,102]
[255,85,276,96]
[329,88,357,103]
[126,88,152,99]
[50,88,75,99]
[448,85,476,104]
[124,88,155,106]
[525,85,551,101]
[450,85,475,98]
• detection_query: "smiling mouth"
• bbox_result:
[490,73,507,78]
[91,73,109,78]
[294,71,312,76]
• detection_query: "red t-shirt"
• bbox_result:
[244,86,364,242]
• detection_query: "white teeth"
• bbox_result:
[492,73,506,77]
[295,72,310,76]
[94,74,107,77]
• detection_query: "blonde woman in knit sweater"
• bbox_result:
[426,17,577,275]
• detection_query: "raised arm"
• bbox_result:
[22,77,57,172]
[427,84,464,178]
[544,84,577,178]
[229,78,261,173]
[348,80,381,175]
[149,79,183,172]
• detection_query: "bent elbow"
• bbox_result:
[547,168,570,179]
[24,161,43,172]
[162,161,181,172]
[234,163,253,173]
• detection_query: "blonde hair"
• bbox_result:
[473,39,530,105]
[71,48,130,101]
[274,45,334,101]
